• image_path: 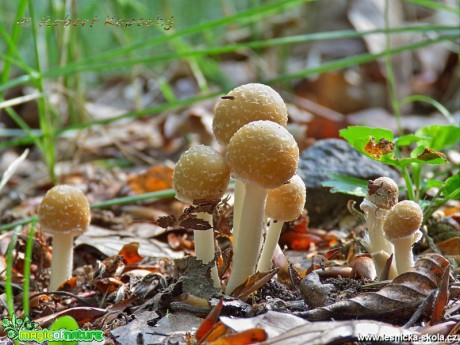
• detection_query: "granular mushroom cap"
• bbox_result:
[367,177,399,210]
[384,200,423,239]
[226,120,299,189]
[265,174,306,221]
[213,83,288,145]
[38,185,91,235]
[173,145,230,203]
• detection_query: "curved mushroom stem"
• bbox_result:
[391,230,422,275]
[194,212,221,289]
[225,183,267,295]
[50,232,74,290]
[257,219,283,272]
[231,179,245,254]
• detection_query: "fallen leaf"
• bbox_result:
[430,264,450,324]
[297,253,449,322]
[364,137,395,159]
[33,307,107,328]
[231,269,279,300]
[199,322,230,343]
[128,165,173,194]
[205,328,267,345]
[118,242,144,265]
[196,300,223,342]
[260,319,419,345]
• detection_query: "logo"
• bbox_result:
[2,316,104,343]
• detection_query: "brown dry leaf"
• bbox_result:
[205,328,267,345]
[260,319,419,345]
[298,253,449,322]
[231,269,279,300]
[436,237,460,264]
[430,264,450,324]
[199,322,231,343]
[364,137,395,159]
[128,165,173,194]
[33,306,107,328]
[118,242,144,265]
[417,147,447,161]
[196,300,223,342]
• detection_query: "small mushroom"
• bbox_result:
[257,174,306,272]
[213,83,288,257]
[225,120,299,294]
[38,185,91,290]
[173,145,230,289]
[360,177,399,279]
[383,200,423,275]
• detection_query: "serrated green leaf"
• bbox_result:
[322,173,369,197]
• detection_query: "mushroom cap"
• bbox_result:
[213,83,288,145]
[38,185,91,235]
[226,120,299,189]
[367,177,399,210]
[173,145,230,203]
[383,200,423,239]
[265,174,306,221]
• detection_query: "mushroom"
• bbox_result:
[38,185,91,290]
[257,174,306,272]
[360,177,399,279]
[383,200,423,275]
[172,145,230,289]
[225,120,299,294]
[212,83,288,254]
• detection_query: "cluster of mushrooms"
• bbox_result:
[36,84,423,294]
[172,83,306,294]
[360,177,423,280]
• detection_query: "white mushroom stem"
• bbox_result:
[231,179,245,254]
[371,250,398,280]
[360,199,394,255]
[391,230,422,275]
[50,232,74,290]
[257,219,283,272]
[194,212,220,289]
[225,183,267,295]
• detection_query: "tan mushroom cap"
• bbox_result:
[226,120,299,189]
[383,200,423,239]
[38,185,91,235]
[173,145,230,203]
[213,83,288,145]
[265,174,306,221]
[367,177,399,210]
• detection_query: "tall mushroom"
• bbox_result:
[38,185,91,290]
[257,174,306,272]
[173,145,230,289]
[225,120,299,294]
[360,177,399,279]
[383,200,423,275]
[213,83,288,253]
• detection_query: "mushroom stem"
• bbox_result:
[225,183,267,295]
[231,179,245,253]
[257,219,283,272]
[50,232,74,290]
[391,231,421,275]
[194,212,220,289]
[371,250,398,280]
[361,199,394,255]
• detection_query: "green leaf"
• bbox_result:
[415,125,460,151]
[443,174,460,198]
[49,316,79,345]
[322,173,369,197]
